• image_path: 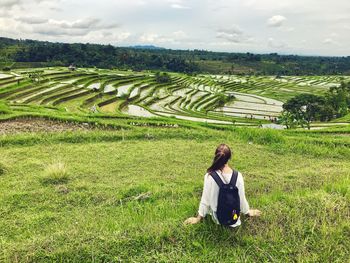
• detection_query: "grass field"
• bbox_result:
[0,126,350,262]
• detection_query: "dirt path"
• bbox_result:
[0,118,93,135]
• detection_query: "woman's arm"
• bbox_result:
[237,172,250,214]
[247,209,261,217]
[184,173,211,225]
[184,214,203,225]
[238,172,261,217]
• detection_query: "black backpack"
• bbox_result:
[210,170,240,225]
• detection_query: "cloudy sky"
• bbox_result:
[0,0,349,56]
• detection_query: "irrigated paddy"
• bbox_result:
[0,67,349,128]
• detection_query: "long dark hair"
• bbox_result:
[207,144,232,173]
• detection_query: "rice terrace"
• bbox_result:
[1,0,350,262]
[1,67,349,128]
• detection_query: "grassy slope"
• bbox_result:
[334,113,350,122]
[0,127,349,262]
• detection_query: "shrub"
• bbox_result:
[155,72,172,83]
[119,93,129,100]
[41,162,69,185]
[2,66,11,71]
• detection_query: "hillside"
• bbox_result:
[0,64,349,261]
[1,37,350,75]
[1,67,349,130]
[0,124,349,262]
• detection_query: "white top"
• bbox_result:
[198,170,250,227]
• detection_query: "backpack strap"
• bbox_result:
[229,170,238,186]
[209,171,225,188]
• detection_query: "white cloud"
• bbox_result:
[48,18,102,29]
[117,32,131,41]
[216,26,254,44]
[139,33,161,43]
[167,0,190,9]
[218,26,243,36]
[217,32,243,43]
[19,17,120,37]
[268,37,287,49]
[267,15,287,27]
[82,31,131,44]
[330,32,338,38]
[322,38,339,45]
[172,30,187,38]
[171,4,190,9]
[16,16,48,24]
[139,30,188,44]
[0,0,56,9]
[1,0,22,8]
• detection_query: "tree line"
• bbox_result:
[1,37,350,75]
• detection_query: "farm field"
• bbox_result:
[1,67,349,129]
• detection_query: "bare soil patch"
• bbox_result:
[0,118,93,135]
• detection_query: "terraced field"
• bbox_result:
[1,67,349,128]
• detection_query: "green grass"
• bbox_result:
[0,127,349,262]
[0,101,10,114]
[334,113,350,122]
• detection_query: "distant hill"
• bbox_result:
[0,37,350,75]
[129,45,166,50]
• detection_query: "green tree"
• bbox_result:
[28,71,44,83]
[326,82,350,117]
[283,94,326,129]
[279,111,298,129]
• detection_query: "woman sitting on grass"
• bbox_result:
[184,144,261,227]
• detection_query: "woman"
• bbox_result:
[184,144,261,227]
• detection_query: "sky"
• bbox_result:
[0,0,349,56]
